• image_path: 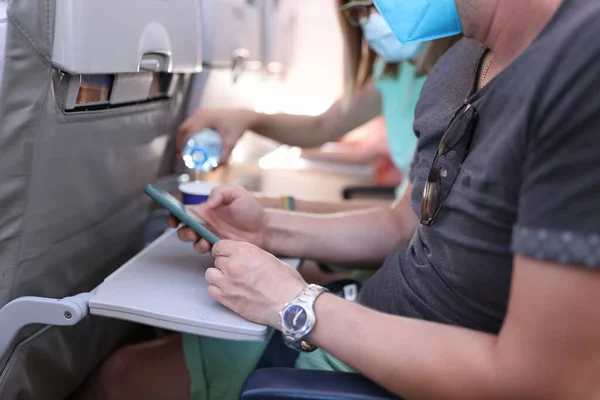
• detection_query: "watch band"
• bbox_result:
[281,195,296,211]
[281,284,328,352]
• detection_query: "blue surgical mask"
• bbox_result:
[373,0,462,44]
[362,13,426,62]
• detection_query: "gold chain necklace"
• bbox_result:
[479,55,494,89]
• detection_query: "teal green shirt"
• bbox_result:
[374,60,426,197]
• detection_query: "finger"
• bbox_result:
[220,144,234,164]
[177,227,199,242]
[176,124,190,153]
[167,214,180,228]
[193,238,212,254]
[205,189,225,209]
[205,267,225,286]
[207,284,224,302]
[211,239,236,258]
[176,118,202,152]
[213,254,228,272]
[206,186,238,209]
[186,202,210,218]
[177,117,192,134]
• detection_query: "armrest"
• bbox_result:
[342,186,396,201]
[0,291,95,357]
[241,368,399,400]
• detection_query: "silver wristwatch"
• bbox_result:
[280,284,329,352]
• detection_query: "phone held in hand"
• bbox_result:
[144,184,221,245]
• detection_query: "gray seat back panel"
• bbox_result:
[0,0,187,398]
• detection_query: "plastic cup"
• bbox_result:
[179,181,217,205]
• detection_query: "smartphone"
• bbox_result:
[144,184,221,245]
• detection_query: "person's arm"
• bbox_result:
[178,81,381,160]
[254,193,389,214]
[249,80,382,147]
[307,256,600,399]
[300,144,381,165]
[264,182,416,266]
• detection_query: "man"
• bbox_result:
[81,0,600,399]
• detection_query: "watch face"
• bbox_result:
[283,304,308,332]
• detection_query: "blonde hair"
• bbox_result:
[337,0,462,99]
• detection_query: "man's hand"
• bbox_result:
[167,185,268,252]
[177,108,257,162]
[206,240,307,328]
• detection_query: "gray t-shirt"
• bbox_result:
[359,0,600,334]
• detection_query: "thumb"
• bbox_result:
[206,186,238,209]
[220,143,234,164]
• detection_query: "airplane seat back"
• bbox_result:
[0,0,196,398]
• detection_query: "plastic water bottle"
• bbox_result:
[181,129,223,178]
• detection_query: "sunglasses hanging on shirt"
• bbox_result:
[420,102,479,226]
